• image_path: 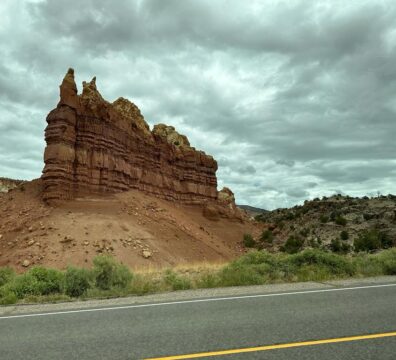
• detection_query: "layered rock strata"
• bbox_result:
[42,69,218,203]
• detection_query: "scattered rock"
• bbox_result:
[142,250,152,259]
[22,259,30,267]
[60,235,73,243]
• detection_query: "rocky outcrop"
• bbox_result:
[0,178,25,193]
[42,69,218,203]
[203,187,245,222]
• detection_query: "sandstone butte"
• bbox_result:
[42,68,240,218]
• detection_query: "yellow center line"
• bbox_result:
[144,331,396,360]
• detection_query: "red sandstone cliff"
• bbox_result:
[42,69,219,204]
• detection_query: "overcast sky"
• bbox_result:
[1,0,395,209]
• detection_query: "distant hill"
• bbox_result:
[238,205,268,217]
[253,194,396,253]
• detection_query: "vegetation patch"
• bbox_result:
[0,249,395,305]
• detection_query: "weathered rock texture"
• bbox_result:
[42,69,218,203]
[0,178,25,193]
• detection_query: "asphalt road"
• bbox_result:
[1,279,396,359]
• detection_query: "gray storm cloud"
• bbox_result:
[0,0,395,209]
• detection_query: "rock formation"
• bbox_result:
[42,69,219,204]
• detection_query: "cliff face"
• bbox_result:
[42,69,218,203]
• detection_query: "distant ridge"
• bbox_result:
[238,205,268,217]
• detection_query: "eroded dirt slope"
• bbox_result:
[0,180,261,271]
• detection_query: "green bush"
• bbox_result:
[299,228,310,237]
[28,267,64,295]
[340,230,349,240]
[218,250,279,286]
[1,267,63,299]
[219,262,267,286]
[330,239,351,254]
[330,239,342,253]
[8,273,41,298]
[0,287,17,305]
[92,256,133,290]
[284,212,295,220]
[0,267,15,287]
[280,236,304,254]
[335,215,347,226]
[243,234,256,248]
[260,230,274,244]
[363,213,374,221]
[286,249,355,276]
[64,267,91,297]
[354,229,391,252]
[319,214,329,223]
[376,249,396,275]
[164,270,192,290]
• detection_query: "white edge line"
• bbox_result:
[1,283,395,320]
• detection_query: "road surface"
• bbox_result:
[1,277,395,359]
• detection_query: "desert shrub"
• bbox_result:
[28,267,64,295]
[286,249,355,276]
[8,273,41,298]
[284,212,295,220]
[280,236,304,254]
[353,255,384,276]
[4,267,63,299]
[379,232,393,249]
[0,287,17,305]
[330,239,351,254]
[92,256,133,290]
[234,250,278,267]
[219,262,267,286]
[363,213,374,221]
[0,267,15,287]
[308,238,320,248]
[243,234,256,248]
[164,270,192,290]
[299,228,310,237]
[335,215,347,226]
[354,229,391,252]
[218,250,279,286]
[64,267,91,297]
[276,221,285,230]
[260,230,274,244]
[330,239,342,253]
[340,230,349,240]
[376,249,396,275]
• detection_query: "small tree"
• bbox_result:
[280,236,304,254]
[260,230,274,244]
[340,230,349,240]
[335,215,347,226]
[243,234,256,248]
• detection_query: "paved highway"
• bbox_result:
[1,279,396,359]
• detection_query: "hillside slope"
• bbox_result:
[255,194,396,251]
[0,180,261,271]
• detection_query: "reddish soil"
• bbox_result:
[0,180,262,272]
